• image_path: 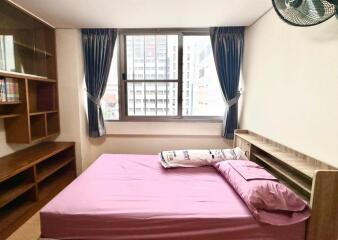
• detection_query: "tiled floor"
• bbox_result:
[7,212,40,240]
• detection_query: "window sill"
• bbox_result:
[105,117,223,123]
[105,121,223,136]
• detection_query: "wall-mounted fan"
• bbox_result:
[272,0,338,26]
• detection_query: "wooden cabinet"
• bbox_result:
[0,142,76,239]
[0,1,59,143]
[0,1,56,78]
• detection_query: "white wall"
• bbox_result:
[55,29,231,171]
[55,29,89,173]
[242,10,338,167]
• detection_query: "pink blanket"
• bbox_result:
[40,154,306,240]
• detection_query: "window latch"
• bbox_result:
[122,73,127,80]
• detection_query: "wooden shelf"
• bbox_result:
[0,102,21,105]
[0,199,36,238]
[235,132,334,178]
[0,70,49,81]
[37,157,74,183]
[0,113,20,119]
[0,142,76,239]
[30,110,57,116]
[38,169,75,201]
[253,153,312,195]
[30,133,58,144]
[0,183,35,208]
[28,78,56,83]
[0,142,74,182]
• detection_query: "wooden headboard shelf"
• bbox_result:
[234,129,338,240]
[252,152,312,199]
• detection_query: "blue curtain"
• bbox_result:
[210,27,244,139]
[82,29,117,137]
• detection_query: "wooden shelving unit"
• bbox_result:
[0,142,76,239]
[0,0,59,144]
[0,59,59,144]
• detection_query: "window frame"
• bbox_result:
[111,28,223,122]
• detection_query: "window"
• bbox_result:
[101,40,119,120]
[124,34,178,117]
[182,35,225,116]
[103,29,225,121]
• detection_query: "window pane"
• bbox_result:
[156,82,166,116]
[167,82,178,116]
[182,36,225,116]
[167,35,178,80]
[127,81,178,117]
[127,82,134,115]
[145,82,156,116]
[133,36,145,80]
[134,82,145,115]
[126,36,134,80]
[102,42,119,120]
[126,34,178,80]
[145,36,156,79]
[156,35,166,80]
[125,34,179,117]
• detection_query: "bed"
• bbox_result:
[40,154,306,240]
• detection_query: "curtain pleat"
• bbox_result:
[82,29,117,137]
[210,27,244,139]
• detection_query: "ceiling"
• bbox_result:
[9,0,272,28]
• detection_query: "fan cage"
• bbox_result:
[272,0,335,27]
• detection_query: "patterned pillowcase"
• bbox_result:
[160,147,247,168]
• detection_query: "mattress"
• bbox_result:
[40,154,306,240]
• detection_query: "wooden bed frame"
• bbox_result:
[234,129,338,240]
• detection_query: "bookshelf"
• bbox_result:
[0,1,59,143]
[0,142,76,239]
[0,71,59,143]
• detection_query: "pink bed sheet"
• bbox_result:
[40,154,306,240]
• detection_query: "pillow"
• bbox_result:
[213,160,310,225]
[160,147,247,168]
